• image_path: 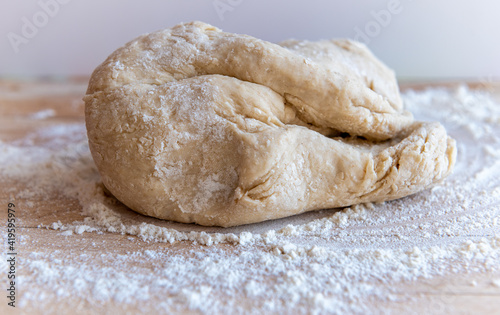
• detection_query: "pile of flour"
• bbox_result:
[1,85,499,314]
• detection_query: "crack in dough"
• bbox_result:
[84,21,456,227]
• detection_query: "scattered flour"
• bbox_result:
[1,85,500,314]
[27,109,56,120]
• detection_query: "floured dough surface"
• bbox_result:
[84,21,456,227]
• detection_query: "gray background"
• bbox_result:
[1,0,498,80]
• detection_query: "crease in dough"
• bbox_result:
[84,21,456,227]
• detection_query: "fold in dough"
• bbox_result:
[84,21,456,227]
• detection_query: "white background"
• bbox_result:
[1,0,499,80]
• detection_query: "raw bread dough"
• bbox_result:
[84,21,456,227]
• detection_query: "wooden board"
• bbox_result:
[1,78,500,315]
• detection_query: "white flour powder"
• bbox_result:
[1,85,500,314]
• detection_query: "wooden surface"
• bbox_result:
[1,78,500,315]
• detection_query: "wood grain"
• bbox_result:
[1,78,499,315]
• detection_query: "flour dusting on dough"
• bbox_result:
[1,85,499,314]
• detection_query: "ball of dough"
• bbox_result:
[84,21,456,227]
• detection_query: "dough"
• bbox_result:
[84,21,456,227]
